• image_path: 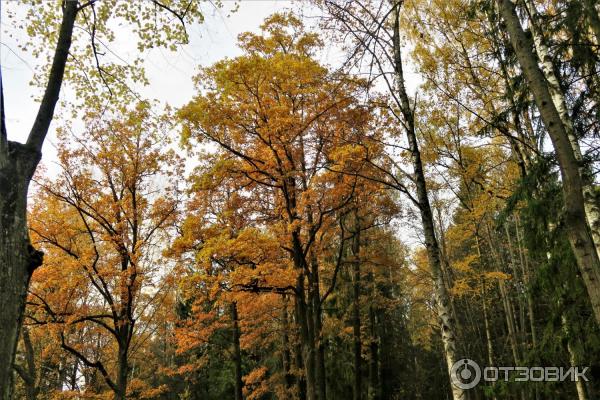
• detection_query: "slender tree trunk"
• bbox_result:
[504,224,528,346]
[499,280,520,365]
[367,305,380,400]
[485,226,527,400]
[497,0,600,325]
[481,286,495,365]
[231,302,244,400]
[475,237,496,371]
[515,216,537,348]
[70,358,78,391]
[562,313,588,400]
[391,4,465,399]
[523,0,600,262]
[351,213,362,400]
[281,297,294,396]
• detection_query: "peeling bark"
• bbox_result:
[498,0,600,325]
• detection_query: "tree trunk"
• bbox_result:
[231,302,244,400]
[499,280,520,365]
[351,214,362,400]
[367,305,380,400]
[0,1,78,397]
[0,145,42,400]
[562,314,588,400]
[515,217,537,348]
[497,0,600,325]
[523,0,600,264]
[310,254,327,400]
[391,3,465,399]
[115,343,128,400]
[294,340,307,400]
[281,296,294,396]
[13,328,39,400]
[295,273,316,400]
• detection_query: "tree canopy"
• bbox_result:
[1,1,600,399]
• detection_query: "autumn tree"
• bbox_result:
[26,103,182,399]
[0,1,206,396]
[176,13,398,400]
[318,1,468,397]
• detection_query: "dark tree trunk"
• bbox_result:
[291,222,317,400]
[0,153,40,399]
[115,336,129,400]
[0,1,78,397]
[351,214,362,400]
[114,355,127,400]
[294,336,307,400]
[281,297,294,395]
[231,302,244,400]
[295,273,314,400]
[311,254,327,400]
[368,305,380,400]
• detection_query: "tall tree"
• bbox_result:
[0,1,205,396]
[28,104,181,399]
[496,0,600,324]
[319,1,466,397]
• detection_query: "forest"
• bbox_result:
[0,0,599,399]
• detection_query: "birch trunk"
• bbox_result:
[561,313,588,400]
[498,0,600,325]
[391,4,464,398]
[523,0,600,263]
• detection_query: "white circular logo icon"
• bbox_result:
[450,358,481,389]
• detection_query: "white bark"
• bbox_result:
[498,0,600,325]
[523,0,600,264]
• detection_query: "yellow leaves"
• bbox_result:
[26,102,183,399]
[238,12,323,58]
[244,366,270,400]
[453,254,478,274]
[484,271,511,281]
[244,366,268,384]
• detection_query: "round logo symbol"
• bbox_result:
[450,358,481,389]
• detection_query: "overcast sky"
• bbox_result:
[1,1,304,163]
[1,0,424,246]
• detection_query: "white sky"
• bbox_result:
[1,1,301,162]
[1,0,424,247]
